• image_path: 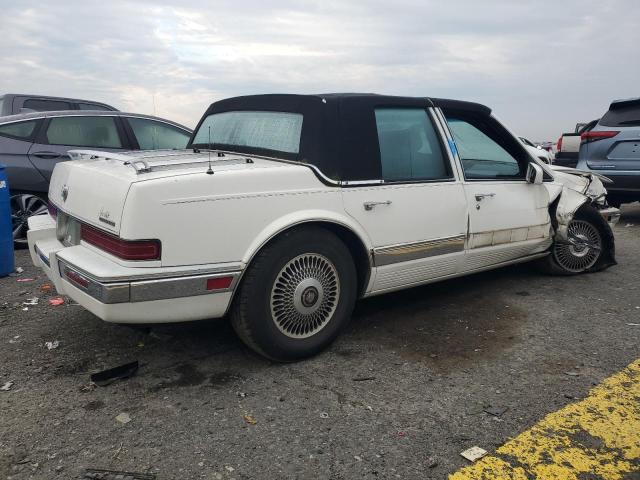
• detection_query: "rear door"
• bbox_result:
[27,115,130,181]
[342,107,468,293]
[440,110,551,271]
[0,119,47,192]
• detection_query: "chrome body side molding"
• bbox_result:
[373,235,466,267]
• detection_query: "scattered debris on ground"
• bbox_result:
[22,297,39,306]
[44,340,60,350]
[48,297,65,306]
[352,376,376,381]
[16,278,35,283]
[115,412,132,424]
[90,361,139,387]
[83,468,156,479]
[1,381,13,391]
[243,414,257,425]
[483,406,509,417]
[460,446,488,462]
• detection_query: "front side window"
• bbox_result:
[23,99,72,112]
[375,108,450,182]
[192,111,303,154]
[45,116,122,148]
[128,118,190,150]
[0,120,38,140]
[447,117,522,180]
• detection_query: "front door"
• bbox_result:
[342,107,468,293]
[442,113,551,272]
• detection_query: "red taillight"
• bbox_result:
[48,204,58,219]
[581,130,619,144]
[556,136,562,152]
[81,224,161,261]
[65,268,90,289]
[206,276,234,291]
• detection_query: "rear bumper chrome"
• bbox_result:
[57,258,240,304]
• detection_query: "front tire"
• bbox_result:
[538,207,609,275]
[231,226,357,362]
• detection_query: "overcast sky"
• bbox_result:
[1,0,638,140]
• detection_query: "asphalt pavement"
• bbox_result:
[1,204,639,480]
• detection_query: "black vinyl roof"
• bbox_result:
[191,93,492,181]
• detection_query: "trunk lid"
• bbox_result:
[48,149,284,235]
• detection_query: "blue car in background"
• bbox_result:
[577,98,640,208]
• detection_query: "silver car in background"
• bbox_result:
[577,97,640,207]
[0,110,192,244]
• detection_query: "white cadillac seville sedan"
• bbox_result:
[28,94,620,361]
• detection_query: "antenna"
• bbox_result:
[206,126,214,175]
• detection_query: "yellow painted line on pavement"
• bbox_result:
[450,359,640,479]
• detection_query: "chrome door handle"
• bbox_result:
[363,200,392,211]
[475,193,496,201]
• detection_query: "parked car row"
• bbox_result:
[0,107,192,244]
[25,93,620,361]
[556,97,640,207]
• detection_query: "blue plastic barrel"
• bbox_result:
[0,165,15,277]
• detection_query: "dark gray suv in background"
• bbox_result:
[577,97,640,207]
[0,93,117,116]
[0,110,192,244]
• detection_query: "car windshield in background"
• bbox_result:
[191,111,303,154]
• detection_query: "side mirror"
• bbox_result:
[526,162,544,185]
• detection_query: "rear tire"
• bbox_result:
[11,194,48,248]
[537,207,608,275]
[231,226,357,362]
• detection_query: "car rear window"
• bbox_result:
[0,120,38,140]
[23,98,72,112]
[600,103,640,127]
[192,111,303,154]
[78,103,111,111]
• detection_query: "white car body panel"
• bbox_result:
[27,107,619,325]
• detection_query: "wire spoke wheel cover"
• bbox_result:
[553,219,602,273]
[270,253,340,339]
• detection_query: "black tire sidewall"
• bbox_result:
[238,228,357,361]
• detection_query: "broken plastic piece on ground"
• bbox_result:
[90,361,139,387]
[243,414,257,425]
[483,406,509,417]
[627,323,640,326]
[48,297,64,306]
[115,412,131,424]
[40,283,52,292]
[320,412,329,419]
[1,381,13,391]
[16,278,36,282]
[15,267,24,274]
[564,371,580,376]
[22,297,39,306]
[460,446,488,462]
[45,340,60,350]
[83,469,155,479]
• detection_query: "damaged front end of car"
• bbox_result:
[548,167,620,271]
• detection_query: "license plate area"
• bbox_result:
[56,211,81,246]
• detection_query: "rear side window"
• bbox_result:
[78,103,111,111]
[375,108,450,182]
[23,99,72,112]
[447,117,523,180]
[128,118,190,150]
[600,103,640,127]
[0,120,38,140]
[192,111,303,154]
[45,116,122,148]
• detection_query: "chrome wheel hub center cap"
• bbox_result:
[294,279,324,314]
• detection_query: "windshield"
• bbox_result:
[191,111,303,155]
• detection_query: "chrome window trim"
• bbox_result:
[373,235,466,267]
